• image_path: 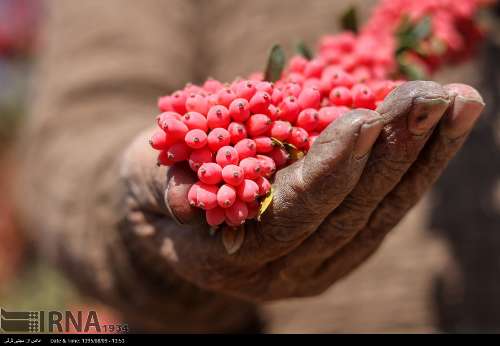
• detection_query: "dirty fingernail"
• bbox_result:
[408,97,449,136]
[354,119,384,159]
[442,95,484,139]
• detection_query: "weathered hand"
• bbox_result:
[121,81,484,302]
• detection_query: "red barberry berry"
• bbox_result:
[228,98,251,123]
[182,111,208,132]
[217,184,237,208]
[207,105,231,129]
[246,114,272,137]
[228,122,247,144]
[221,164,245,186]
[216,146,239,167]
[197,162,223,185]
[207,128,231,152]
[188,148,213,171]
[297,108,320,132]
[185,129,208,149]
[234,138,257,160]
[236,179,260,203]
[239,157,261,180]
[206,207,226,226]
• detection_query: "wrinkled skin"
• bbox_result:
[121,81,484,302]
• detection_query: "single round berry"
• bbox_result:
[196,183,219,210]
[289,127,309,149]
[271,87,284,105]
[239,157,261,180]
[328,68,355,88]
[235,80,257,100]
[254,136,274,153]
[216,146,239,167]
[166,142,191,162]
[284,82,302,98]
[217,87,237,107]
[159,118,189,141]
[286,72,306,85]
[255,81,273,94]
[298,86,321,109]
[156,111,182,125]
[157,150,175,166]
[221,164,245,186]
[197,162,223,185]
[207,128,231,152]
[182,111,208,132]
[170,91,188,114]
[207,93,219,107]
[246,114,272,137]
[150,130,172,150]
[352,66,371,83]
[207,105,231,129]
[288,55,308,73]
[206,207,226,226]
[352,84,376,109]
[158,95,174,112]
[297,108,320,132]
[185,129,208,149]
[267,104,281,121]
[203,79,223,93]
[270,120,292,141]
[303,78,321,91]
[279,96,300,123]
[189,148,213,171]
[234,139,257,160]
[303,58,325,78]
[256,154,276,177]
[184,83,203,94]
[188,183,200,206]
[249,91,271,114]
[255,176,271,196]
[329,86,352,107]
[228,98,250,123]
[236,179,260,203]
[185,93,209,114]
[225,200,249,226]
[217,184,237,208]
[228,122,247,144]
[269,147,289,168]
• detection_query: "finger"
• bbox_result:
[165,162,203,225]
[242,109,384,262]
[296,83,485,295]
[276,81,451,278]
[121,127,171,215]
[122,127,201,223]
[349,84,484,242]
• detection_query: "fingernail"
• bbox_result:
[408,97,449,136]
[354,119,384,159]
[164,183,185,225]
[442,95,484,139]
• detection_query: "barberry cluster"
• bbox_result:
[151,76,397,227]
[150,0,486,228]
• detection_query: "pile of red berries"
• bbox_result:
[361,0,487,73]
[151,76,398,227]
[150,0,487,228]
